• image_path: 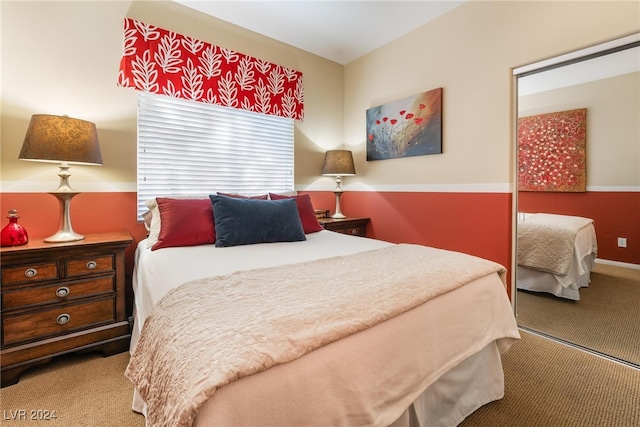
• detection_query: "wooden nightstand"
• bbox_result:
[318,217,370,237]
[0,232,132,387]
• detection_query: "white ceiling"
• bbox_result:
[174,1,466,64]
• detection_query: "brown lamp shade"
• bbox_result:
[19,114,102,165]
[322,150,356,176]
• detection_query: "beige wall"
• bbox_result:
[2,1,639,195]
[519,72,640,188]
[1,1,137,191]
[342,1,640,190]
[0,1,344,192]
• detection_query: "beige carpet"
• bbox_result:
[516,263,640,366]
[0,352,144,427]
[2,331,639,426]
[460,330,640,427]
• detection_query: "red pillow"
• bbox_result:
[216,192,268,200]
[269,193,324,234]
[152,198,216,250]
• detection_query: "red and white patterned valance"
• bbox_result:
[118,18,304,120]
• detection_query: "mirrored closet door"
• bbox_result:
[513,34,640,367]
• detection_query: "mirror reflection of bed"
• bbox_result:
[517,212,597,301]
[514,35,640,368]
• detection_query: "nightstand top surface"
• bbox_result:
[0,231,132,253]
[317,216,369,224]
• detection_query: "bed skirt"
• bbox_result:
[517,252,596,300]
[389,342,504,426]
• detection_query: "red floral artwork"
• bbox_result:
[366,88,442,160]
[518,108,586,192]
[118,18,304,120]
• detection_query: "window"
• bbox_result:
[137,92,294,217]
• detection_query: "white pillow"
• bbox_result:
[145,198,161,249]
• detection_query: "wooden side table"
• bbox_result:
[0,231,133,387]
[318,217,370,237]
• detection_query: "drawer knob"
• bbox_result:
[24,268,38,278]
[56,313,71,325]
[351,229,358,235]
[55,286,70,298]
[86,261,97,269]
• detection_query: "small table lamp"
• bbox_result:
[19,114,103,242]
[322,150,356,219]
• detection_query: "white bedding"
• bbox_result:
[517,213,597,300]
[130,231,520,426]
[131,230,391,336]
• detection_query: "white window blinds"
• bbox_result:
[137,92,295,217]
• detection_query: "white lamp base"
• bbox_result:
[331,190,346,219]
[44,163,85,243]
[45,191,84,243]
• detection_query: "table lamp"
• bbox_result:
[322,150,356,219]
[19,114,103,242]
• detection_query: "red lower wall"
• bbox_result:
[306,191,514,296]
[4,190,633,299]
[1,192,139,238]
[518,191,639,265]
[1,191,515,297]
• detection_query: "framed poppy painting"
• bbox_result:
[518,108,587,192]
[366,88,443,161]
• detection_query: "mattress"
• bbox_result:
[129,230,519,426]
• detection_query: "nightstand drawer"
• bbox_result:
[2,298,115,346]
[1,263,59,286]
[66,255,114,277]
[2,277,115,310]
[318,217,370,237]
[338,226,364,236]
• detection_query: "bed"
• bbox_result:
[517,213,598,300]
[127,195,520,427]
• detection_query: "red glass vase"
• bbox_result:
[1,209,29,247]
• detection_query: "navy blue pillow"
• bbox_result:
[209,195,306,247]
